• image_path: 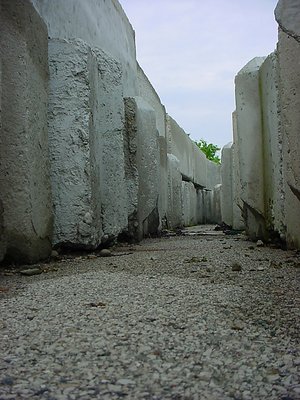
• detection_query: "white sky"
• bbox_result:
[119,0,279,149]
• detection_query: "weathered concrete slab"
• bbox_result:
[167,154,182,229]
[158,136,168,229]
[31,0,137,97]
[48,39,127,248]
[137,64,166,138]
[221,142,233,227]
[206,160,221,191]
[275,0,300,41]
[260,52,285,239]
[235,57,266,240]
[166,115,208,188]
[212,184,222,225]
[124,97,160,240]
[181,181,197,227]
[275,2,300,248]
[0,0,53,263]
[231,111,244,230]
[193,144,207,189]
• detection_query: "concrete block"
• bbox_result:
[202,190,213,224]
[181,181,197,227]
[48,39,127,248]
[166,115,193,182]
[0,0,53,263]
[275,9,300,247]
[221,142,233,226]
[166,115,208,188]
[31,0,137,97]
[212,184,222,224]
[158,136,168,229]
[137,64,167,138]
[232,111,244,230]
[260,52,285,238]
[167,154,182,229]
[192,143,207,189]
[196,189,205,224]
[124,97,160,240]
[235,57,267,239]
[206,160,221,190]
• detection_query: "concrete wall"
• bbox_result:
[260,52,285,238]
[166,154,183,229]
[137,64,166,138]
[221,143,233,227]
[124,97,160,240]
[234,57,267,240]
[48,39,128,248]
[181,181,197,227]
[275,0,300,248]
[231,112,244,230]
[223,0,300,249]
[0,0,53,263]
[136,64,168,227]
[0,0,223,263]
[30,0,137,97]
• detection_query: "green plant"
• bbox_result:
[195,139,221,164]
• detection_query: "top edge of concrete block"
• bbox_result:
[223,142,233,149]
[236,57,267,76]
[275,0,300,41]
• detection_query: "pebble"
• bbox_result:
[51,250,59,258]
[99,249,112,257]
[231,262,242,271]
[19,268,42,276]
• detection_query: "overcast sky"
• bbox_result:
[119,0,279,150]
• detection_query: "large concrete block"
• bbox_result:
[275,2,300,248]
[124,97,160,240]
[158,136,168,229]
[232,111,244,230]
[192,143,207,189]
[0,0,53,263]
[206,160,221,190]
[31,0,137,97]
[167,154,182,229]
[166,115,193,182]
[48,39,127,248]
[260,52,285,238]
[137,64,167,138]
[221,142,233,227]
[235,57,267,239]
[181,181,197,227]
[212,184,222,224]
[166,115,208,187]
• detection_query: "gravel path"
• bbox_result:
[0,226,299,400]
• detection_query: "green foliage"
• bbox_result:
[195,139,221,164]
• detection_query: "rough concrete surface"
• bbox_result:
[235,57,267,239]
[48,39,102,248]
[260,52,285,237]
[124,97,160,240]
[0,0,53,263]
[221,143,233,227]
[275,0,300,42]
[231,112,244,231]
[167,154,182,229]
[137,64,166,138]
[0,226,299,399]
[31,0,137,96]
[277,27,300,249]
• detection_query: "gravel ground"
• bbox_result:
[0,226,299,400]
